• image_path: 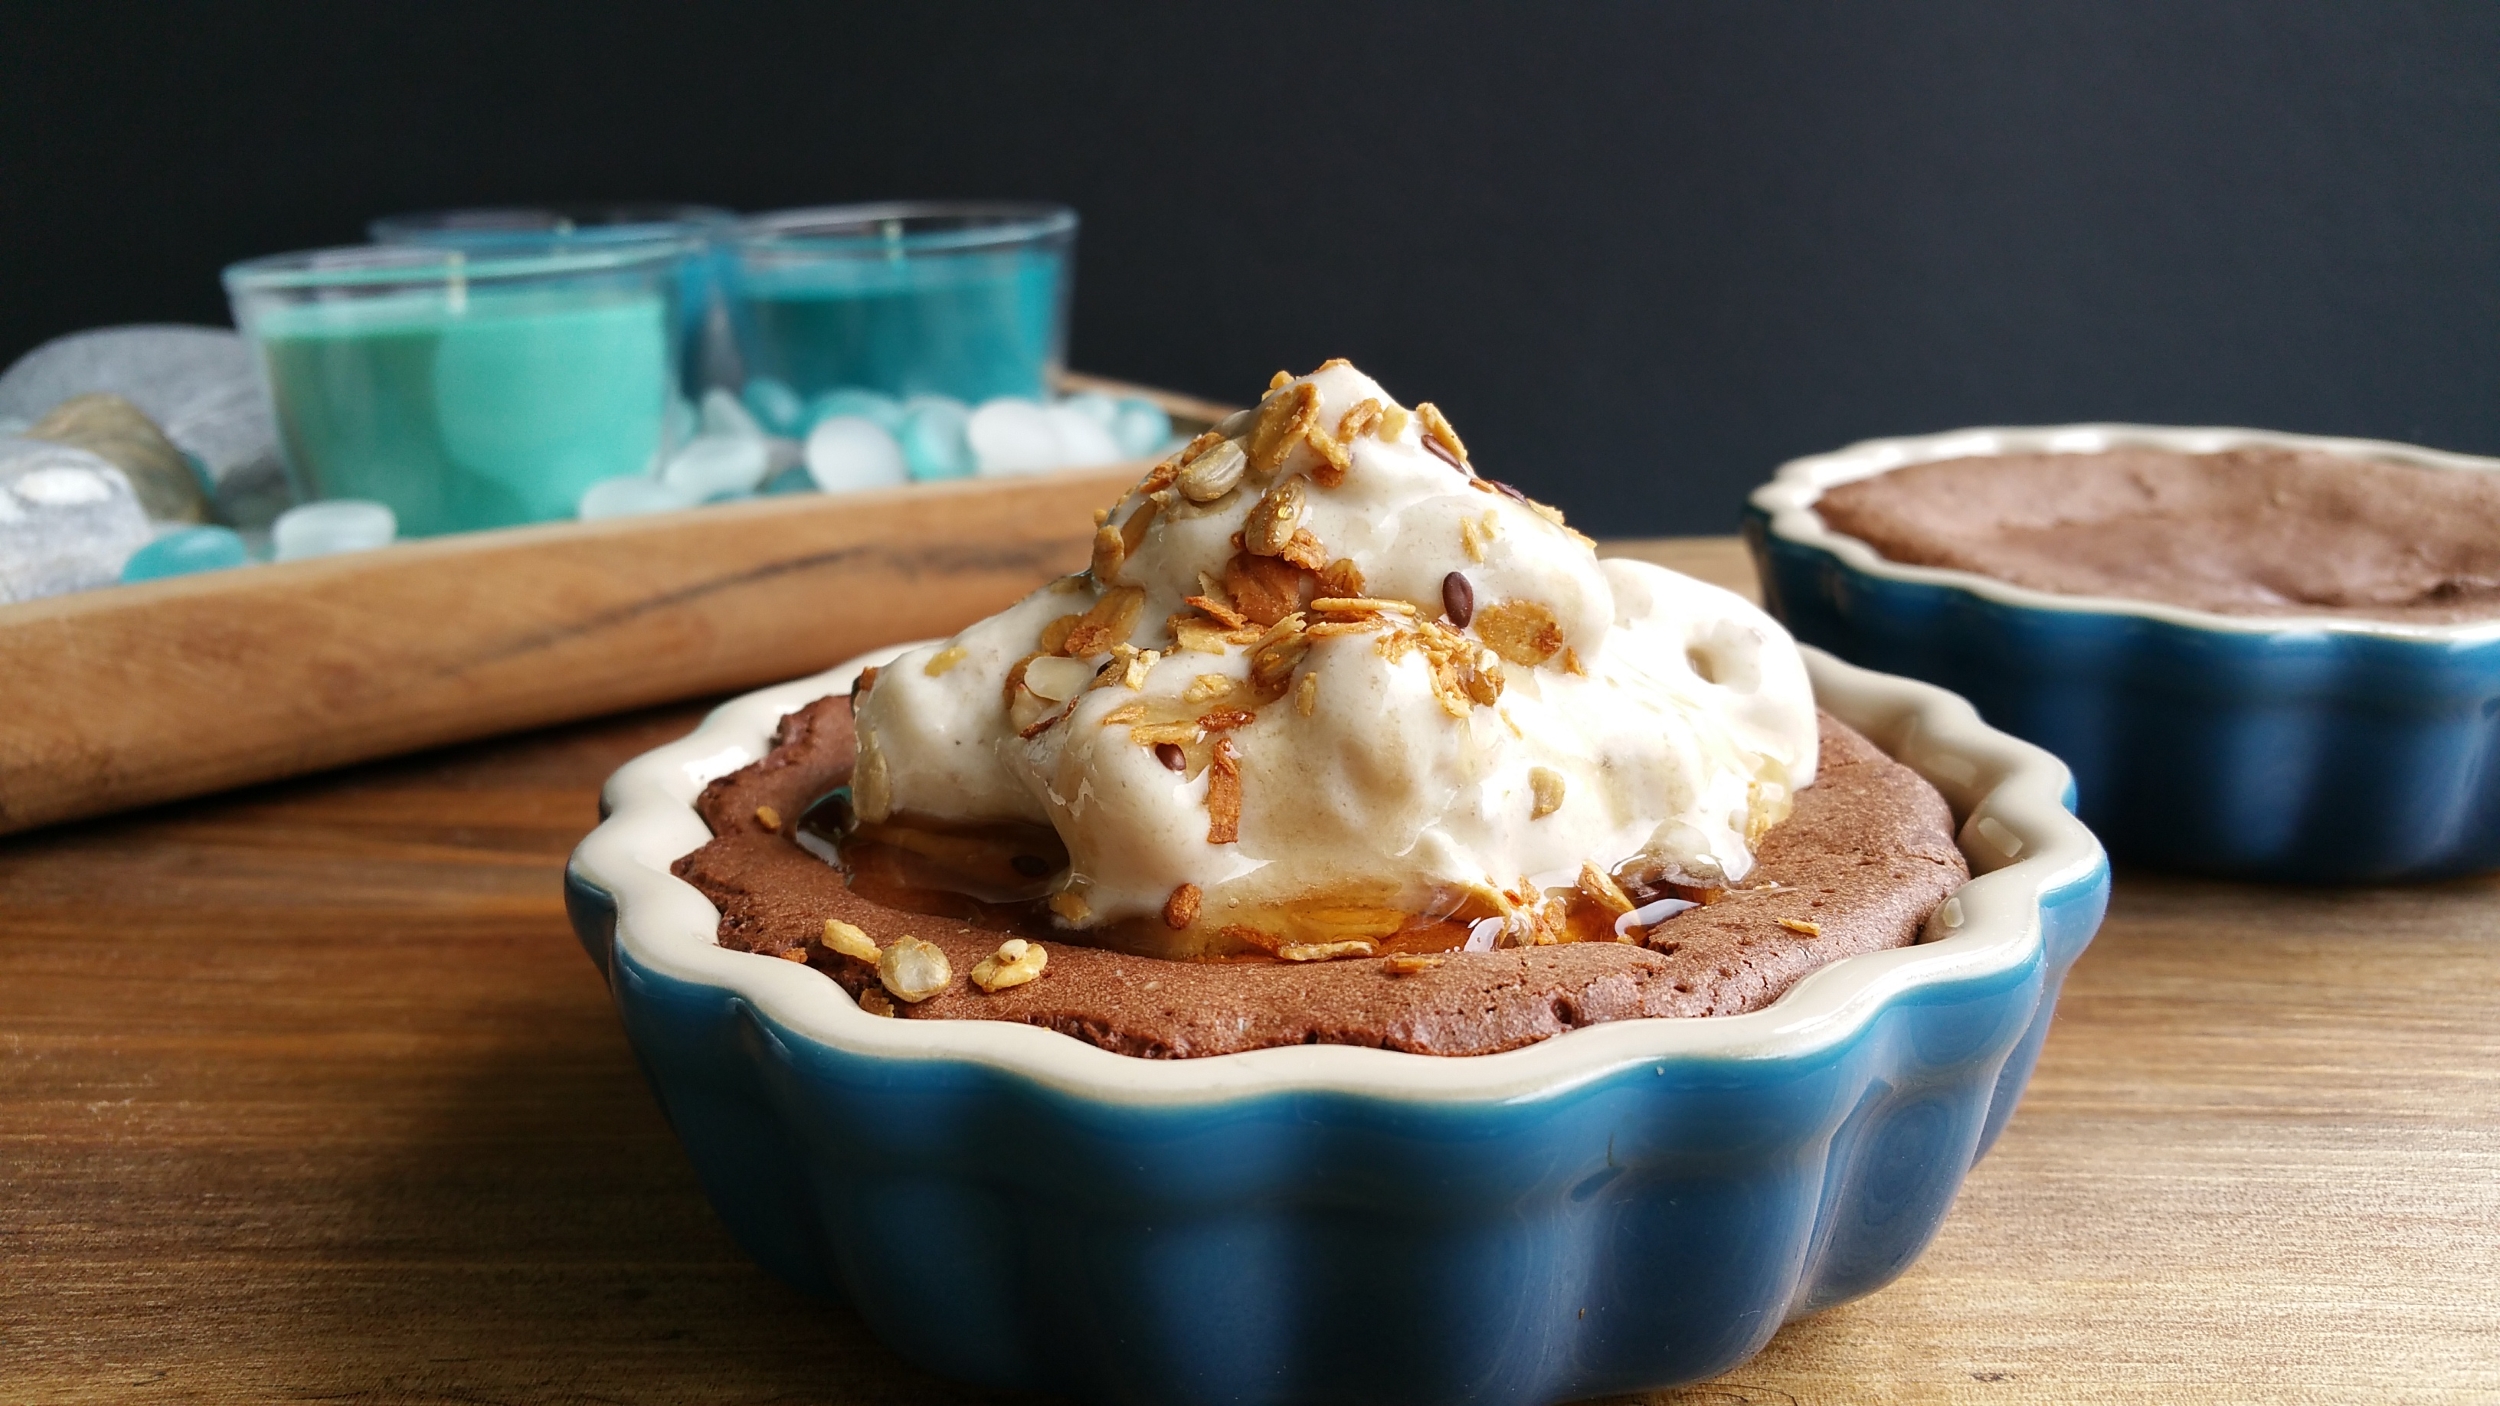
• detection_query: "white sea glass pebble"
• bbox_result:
[272,499,396,562]
[1043,403,1124,468]
[579,475,701,520]
[660,434,771,501]
[805,416,909,493]
[968,398,1062,476]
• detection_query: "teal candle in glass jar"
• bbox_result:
[368,204,734,399]
[225,243,684,537]
[726,204,1075,404]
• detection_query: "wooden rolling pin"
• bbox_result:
[0,465,1147,836]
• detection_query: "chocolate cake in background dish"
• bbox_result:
[1749,423,2500,883]
[676,360,1968,1054]
[1815,444,2500,623]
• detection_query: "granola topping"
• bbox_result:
[845,359,1820,961]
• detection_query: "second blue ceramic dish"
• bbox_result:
[1749,424,2500,882]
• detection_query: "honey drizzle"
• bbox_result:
[798,791,1700,962]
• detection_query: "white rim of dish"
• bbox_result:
[572,645,2101,1108]
[1751,423,2500,644]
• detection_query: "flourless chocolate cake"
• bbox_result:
[1813,445,2500,623]
[672,695,1967,1059]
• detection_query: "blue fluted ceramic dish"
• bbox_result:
[566,646,2106,1404]
[1749,425,2500,883]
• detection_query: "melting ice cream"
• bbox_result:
[846,361,1819,960]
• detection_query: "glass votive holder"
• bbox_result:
[724,202,1076,412]
[369,204,734,397]
[224,241,687,537]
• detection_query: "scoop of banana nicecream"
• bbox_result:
[848,361,1819,960]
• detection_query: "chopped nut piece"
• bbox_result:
[1245,476,1307,556]
[1306,620,1384,638]
[1561,646,1585,676]
[1519,493,1593,546]
[1197,707,1257,732]
[1527,894,1570,944]
[1089,524,1126,582]
[1038,613,1081,655]
[1778,918,1823,937]
[1382,954,1443,975]
[1377,404,1410,440]
[1171,615,1232,654]
[1460,515,1486,562]
[1184,593,1250,630]
[1276,939,1376,962]
[1220,924,1284,953]
[1049,889,1092,923]
[1120,495,1162,558]
[1116,645,1161,690]
[1268,369,1293,391]
[1295,671,1319,716]
[856,986,896,1017]
[822,918,880,963]
[971,937,1049,992]
[1337,397,1383,443]
[1206,736,1243,844]
[1317,557,1365,597]
[1061,585,1146,657]
[923,645,968,677]
[1305,424,1351,487]
[754,805,782,832]
[1016,705,1072,739]
[1278,527,1329,570]
[1249,379,1320,474]
[1001,652,1042,705]
[1184,672,1235,703]
[1576,863,1635,918]
[1225,551,1307,626]
[1163,883,1202,929]
[1420,402,1470,462]
[777,947,809,963]
[1529,767,1567,819]
[1020,654,1097,702]
[1312,596,1417,615]
[1177,438,1248,502]
[1458,650,1505,708]
[1475,599,1565,666]
[1100,700,1149,726]
[1248,622,1311,702]
[876,935,952,1003]
[1441,571,1475,627]
[1131,720,1201,746]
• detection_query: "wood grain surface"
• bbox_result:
[0,372,1227,840]
[5,537,2496,1405]
[0,465,1140,839]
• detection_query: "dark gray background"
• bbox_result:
[8,1,2495,530]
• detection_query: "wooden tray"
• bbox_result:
[0,375,1233,836]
